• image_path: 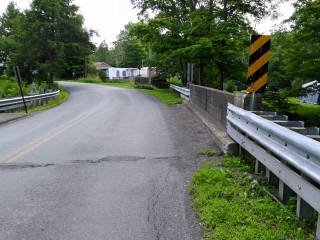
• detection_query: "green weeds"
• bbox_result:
[134,84,156,90]
[190,153,316,239]
[17,86,68,113]
[197,148,219,156]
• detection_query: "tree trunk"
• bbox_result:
[49,73,54,84]
[198,59,203,86]
[219,64,224,90]
[84,55,88,78]
[180,60,187,86]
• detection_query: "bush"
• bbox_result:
[98,70,107,82]
[226,80,235,92]
[134,84,156,90]
[78,77,102,83]
[2,81,20,98]
[167,76,182,86]
[152,71,170,89]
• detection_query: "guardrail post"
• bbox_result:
[255,159,266,174]
[297,173,316,221]
[266,168,279,186]
[297,196,314,220]
[317,214,320,239]
[279,179,296,203]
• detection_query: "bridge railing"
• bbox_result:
[227,103,320,239]
[0,90,60,112]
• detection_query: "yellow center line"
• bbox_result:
[4,96,104,163]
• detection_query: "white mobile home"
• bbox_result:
[107,67,156,80]
[94,62,156,80]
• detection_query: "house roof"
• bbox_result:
[94,62,113,70]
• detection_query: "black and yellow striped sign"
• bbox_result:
[246,35,271,93]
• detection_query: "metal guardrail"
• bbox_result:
[170,84,190,101]
[227,103,320,239]
[0,90,60,112]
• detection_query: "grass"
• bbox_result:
[0,79,68,113]
[288,98,320,127]
[25,87,69,113]
[1,78,182,114]
[68,79,183,105]
[139,88,183,104]
[190,150,317,240]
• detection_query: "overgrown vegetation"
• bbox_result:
[24,86,68,113]
[134,84,156,90]
[0,1,95,84]
[0,77,68,112]
[190,150,317,240]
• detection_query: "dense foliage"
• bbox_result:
[91,0,320,119]
[0,0,95,84]
[2,0,320,116]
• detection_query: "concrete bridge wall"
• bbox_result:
[186,84,262,154]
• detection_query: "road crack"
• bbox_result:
[0,155,182,171]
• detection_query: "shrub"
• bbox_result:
[152,71,170,89]
[167,76,182,86]
[2,81,20,98]
[98,70,107,82]
[226,80,235,92]
[134,84,156,90]
[78,77,102,83]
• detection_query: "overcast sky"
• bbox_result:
[1,0,294,47]
[0,0,140,46]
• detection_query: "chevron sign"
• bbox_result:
[246,35,271,93]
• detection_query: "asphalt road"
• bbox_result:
[0,82,216,240]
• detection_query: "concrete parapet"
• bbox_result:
[187,84,262,154]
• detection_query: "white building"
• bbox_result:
[94,62,156,80]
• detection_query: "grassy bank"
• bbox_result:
[25,86,69,113]
[288,98,320,127]
[190,151,317,239]
[73,78,183,105]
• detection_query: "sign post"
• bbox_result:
[137,64,142,84]
[13,66,28,114]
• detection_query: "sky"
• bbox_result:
[0,0,294,47]
[0,0,140,46]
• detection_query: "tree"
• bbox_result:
[107,22,148,68]
[131,0,289,88]
[0,2,23,71]
[2,0,95,83]
[283,0,320,84]
[94,40,109,63]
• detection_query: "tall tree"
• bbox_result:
[0,2,23,68]
[111,23,148,68]
[284,0,320,84]
[94,40,109,63]
[131,0,288,88]
[2,0,95,83]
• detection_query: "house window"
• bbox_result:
[116,70,119,76]
[122,71,126,77]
